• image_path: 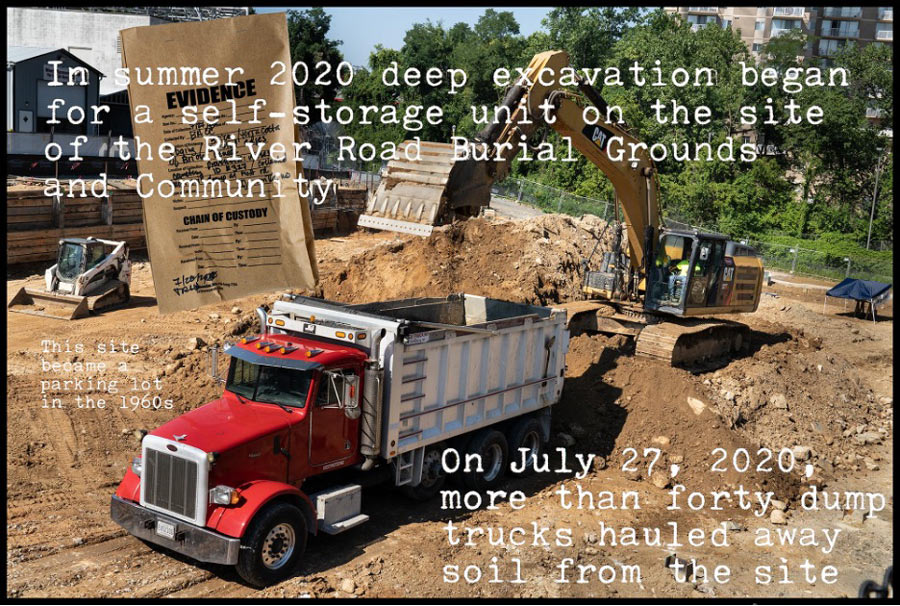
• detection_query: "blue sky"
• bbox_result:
[255,7,552,66]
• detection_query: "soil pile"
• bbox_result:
[320,215,611,305]
[556,334,799,503]
[700,321,892,479]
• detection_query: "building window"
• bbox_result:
[752,43,762,52]
[773,7,804,18]
[876,23,893,40]
[818,38,847,56]
[755,19,765,31]
[823,19,859,37]
[879,7,893,21]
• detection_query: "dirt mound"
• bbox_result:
[320,214,610,305]
[553,334,800,506]
[700,319,892,479]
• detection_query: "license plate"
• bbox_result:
[155,519,176,540]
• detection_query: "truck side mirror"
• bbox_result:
[343,375,359,409]
[207,345,230,384]
[343,374,361,419]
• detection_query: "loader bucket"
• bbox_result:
[7,287,90,320]
[357,140,494,236]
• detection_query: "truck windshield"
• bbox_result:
[226,358,311,409]
[57,243,85,280]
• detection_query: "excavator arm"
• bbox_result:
[477,50,660,273]
[359,50,659,275]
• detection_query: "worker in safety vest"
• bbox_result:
[668,258,700,301]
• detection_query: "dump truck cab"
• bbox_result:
[219,333,368,480]
[112,333,370,585]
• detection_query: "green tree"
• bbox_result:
[287,8,343,112]
[542,7,643,68]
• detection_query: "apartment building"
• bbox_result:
[664,6,893,62]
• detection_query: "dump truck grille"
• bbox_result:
[143,448,199,520]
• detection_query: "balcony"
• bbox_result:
[687,7,718,13]
[876,29,893,41]
[773,7,805,18]
[771,27,799,37]
[879,8,893,21]
[822,7,861,19]
[822,27,859,38]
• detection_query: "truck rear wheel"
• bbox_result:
[462,429,508,491]
[236,502,307,588]
[507,417,544,476]
[401,444,446,501]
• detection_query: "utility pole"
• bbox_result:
[866,148,886,250]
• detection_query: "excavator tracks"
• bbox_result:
[559,301,750,368]
[635,319,750,368]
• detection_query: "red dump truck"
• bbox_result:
[111,293,569,586]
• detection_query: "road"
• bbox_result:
[489,195,544,220]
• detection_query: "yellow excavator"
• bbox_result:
[358,50,764,367]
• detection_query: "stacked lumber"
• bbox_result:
[7,224,146,265]
[111,192,145,224]
[6,192,54,231]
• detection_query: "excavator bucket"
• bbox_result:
[357,140,494,236]
[7,287,90,320]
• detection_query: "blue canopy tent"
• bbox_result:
[823,278,892,323]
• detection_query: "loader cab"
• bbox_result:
[56,238,108,282]
[646,230,730,315]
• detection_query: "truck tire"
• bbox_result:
[461,429,508,491]
[235,502,307,588]
[507,416,544,476]
[401,444,446,501]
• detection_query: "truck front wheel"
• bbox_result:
[462,429,508,491]
[236,502,307,588]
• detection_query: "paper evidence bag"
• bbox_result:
[120,12,318,314]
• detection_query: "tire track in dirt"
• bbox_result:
[37,405,97,488]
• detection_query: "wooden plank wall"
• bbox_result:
[7,224,146,265]
[6,184,371,264]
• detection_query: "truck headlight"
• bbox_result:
[209,485,240,505]
[131,456,142,477]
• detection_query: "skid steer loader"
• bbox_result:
[8,237,132,320]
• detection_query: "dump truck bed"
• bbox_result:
[267,294,569,459]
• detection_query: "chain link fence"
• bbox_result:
[744,239,893,284]
[492,177,613,220]
[492,178,893,285]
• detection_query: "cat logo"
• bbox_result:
[582,124,613,152]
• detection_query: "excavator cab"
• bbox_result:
[645,231,760,316]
